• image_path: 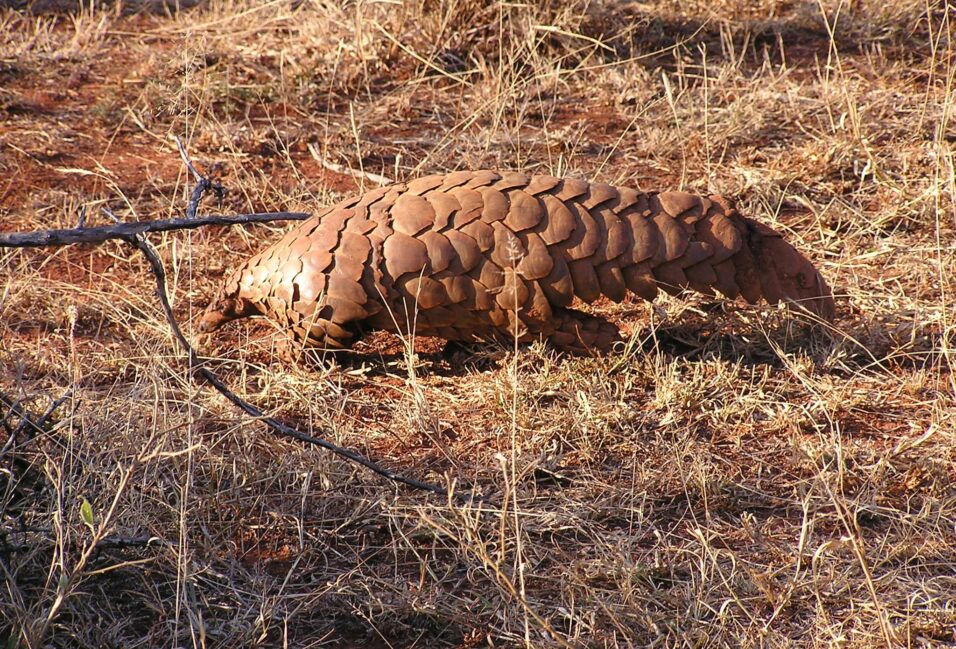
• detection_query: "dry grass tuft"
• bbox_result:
[1,0,954,646]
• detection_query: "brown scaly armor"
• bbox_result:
[200,171,835,354]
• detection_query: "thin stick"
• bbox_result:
[174,135,204,185]
[0,390,72,459]
[0,534,171,555]
[14,391,72,437]
[123,231,449,496]
[0,212,309,249]
[174,135,225,219]
[4,225,452,495]
[0,391,24,433]
[0,390,70,438]
[0,147,471,500]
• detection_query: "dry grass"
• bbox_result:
[1,0,955,647]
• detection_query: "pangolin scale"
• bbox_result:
[200,171,835,353]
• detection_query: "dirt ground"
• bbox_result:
[1,1,955,647]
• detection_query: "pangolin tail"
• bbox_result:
[660,195,835,322]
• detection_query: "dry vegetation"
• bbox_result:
[1,0,955,646]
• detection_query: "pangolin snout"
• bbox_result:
[198,297,255,333]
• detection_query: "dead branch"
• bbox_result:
[174,135,225,219]
[3,390,70,436]
[0,212,309,249]
[0,532,171,556]
[0,389,72,457]
[126,231,449,496]
[0,154,458,501]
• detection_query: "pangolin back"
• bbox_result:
[200,171,834,353]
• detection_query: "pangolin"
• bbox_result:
[199,171,834,354]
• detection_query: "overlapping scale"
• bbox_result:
[201,171,835,353]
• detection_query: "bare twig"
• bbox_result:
[0,390,69,438]
[0,391,24,433]
[14,391,71,438]
[101,206,121,224]
[96,535,171,550]
[0,212,308,249]
[0,533,171,555]
[174,136,204,185]
[0,147,462,500]
[0,390,72,459]
[173,136,225,219]
[126,230,450,496]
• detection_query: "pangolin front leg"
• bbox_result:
[200,171,835,355]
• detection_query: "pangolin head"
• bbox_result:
[198,270,260,333]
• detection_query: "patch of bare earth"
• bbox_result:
[1,1,954,647]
